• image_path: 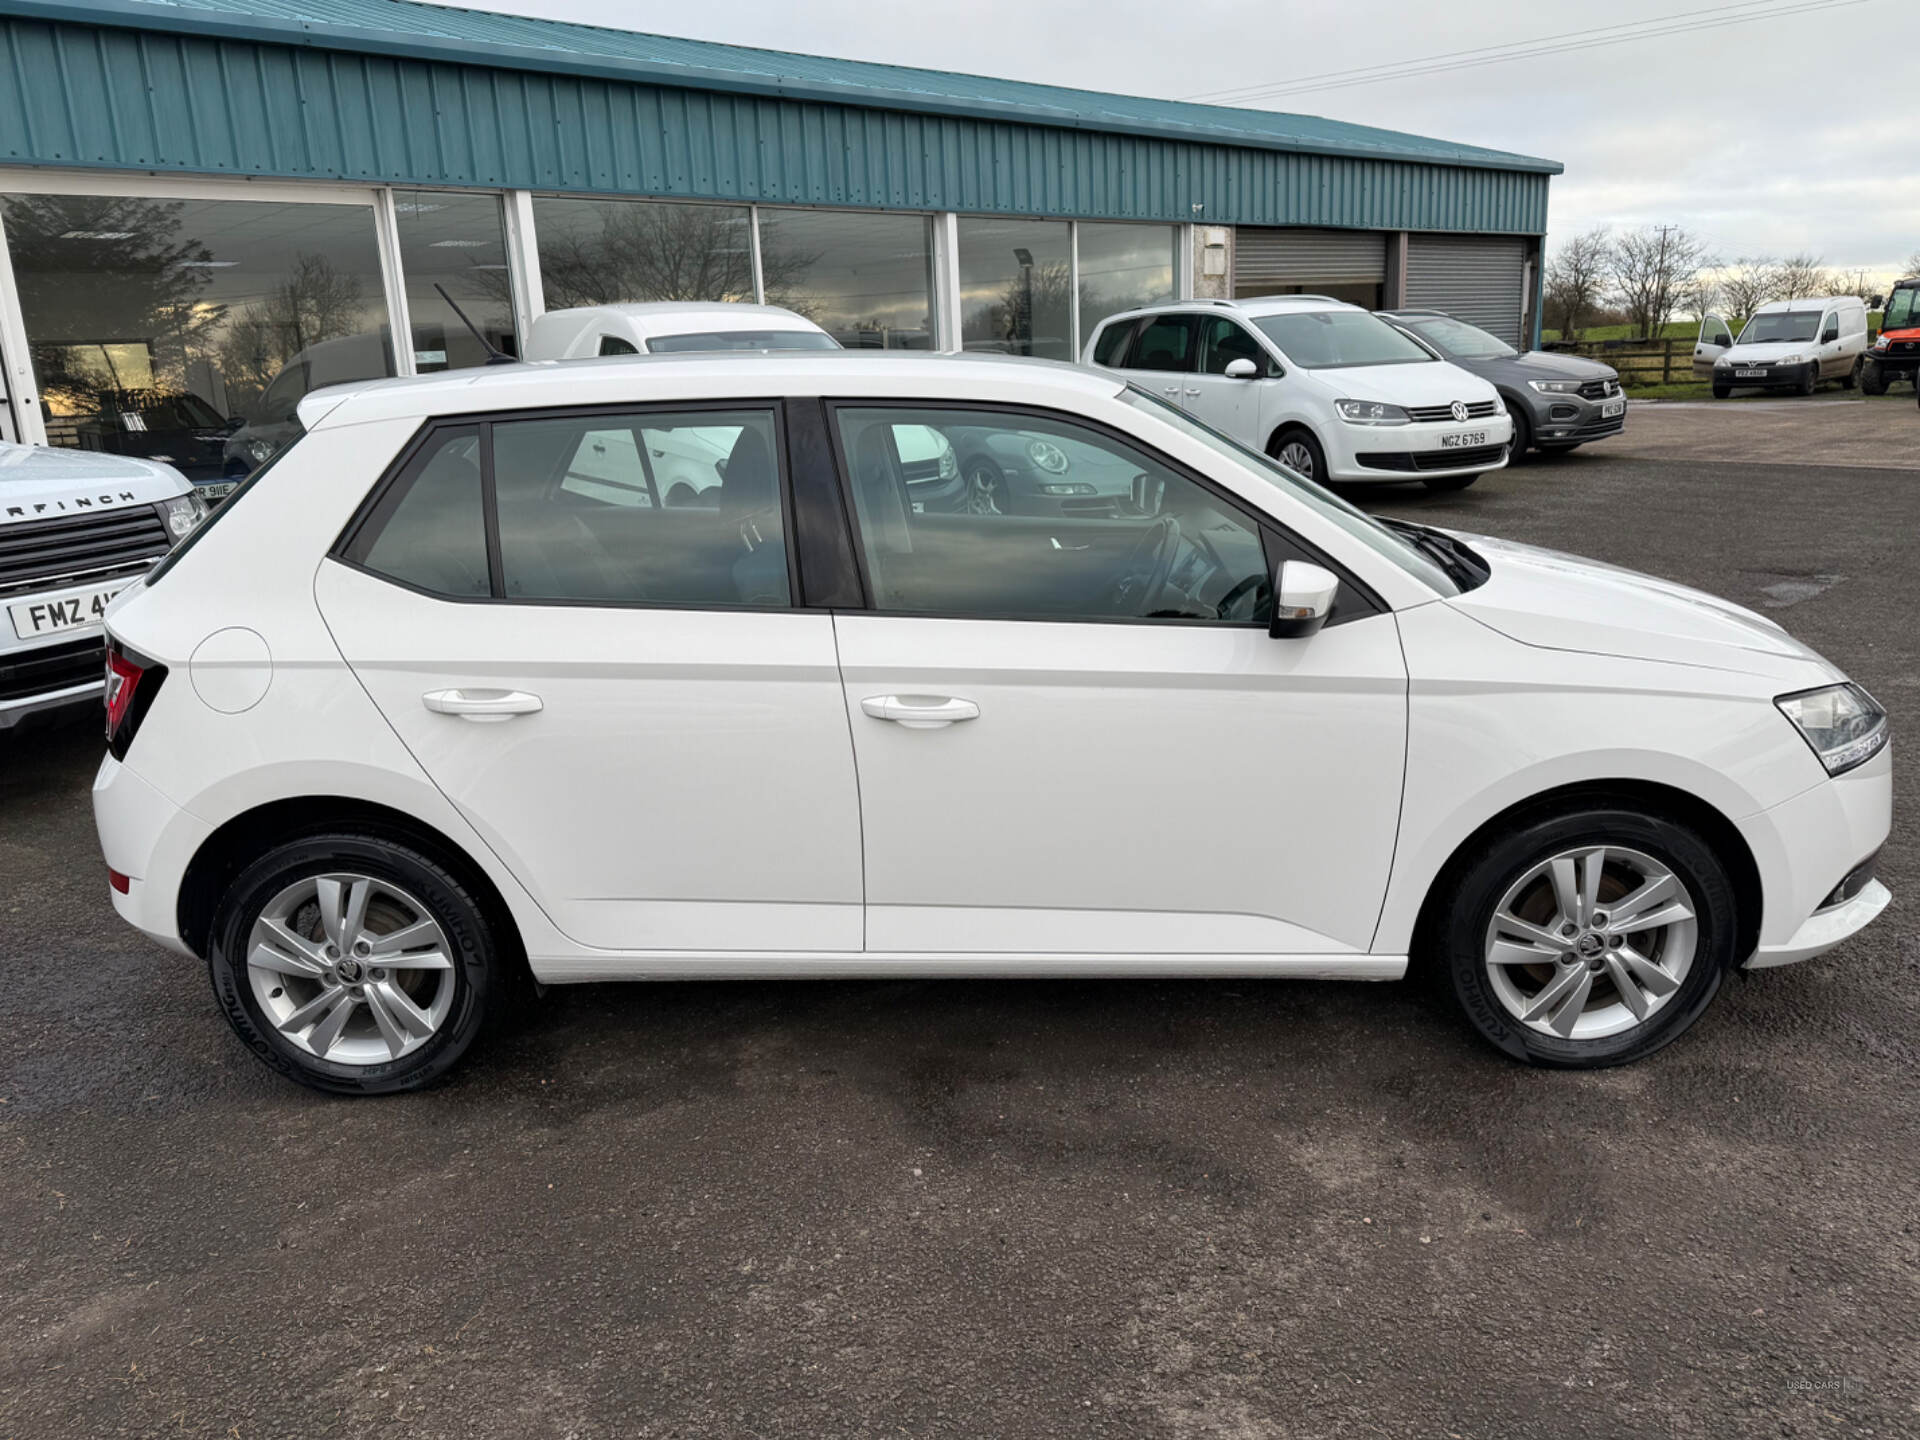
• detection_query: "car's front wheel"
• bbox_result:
[1435,803,1737,1067]
[1268,427,1327,484]
[208,834,510,1094]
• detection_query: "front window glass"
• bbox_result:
[1400,315,1516,359]
[1252,309,1436,369]
[491,409,788,606]
[1,192,393,482]
[834,405,1272,624]
[1198,318,1271,375]
[1115,387,1459,596]
[646,330,839,354]
[533,197,755,307]
[1701,316,1734,348]
[957,218,1073,361]
[393,191,516,369]
[1883,287,1918,330]
[1076,223,1178,342]
[1737,311,1822,344]
[758,209,935,349]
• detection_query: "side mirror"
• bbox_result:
[1822,328,1839,344]
[1130,471,1165,516]
[1223,357,1259,380]
[1269,560,1339,639]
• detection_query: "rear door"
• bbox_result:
[1693,314,1733,376]
[1116,314,1202,413]
[827,400,1408,959]
[316,403,864,954]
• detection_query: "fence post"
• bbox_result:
[1662,339,1674,384]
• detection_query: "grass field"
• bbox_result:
[1545,313,1884,346]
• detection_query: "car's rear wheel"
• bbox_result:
[1268,427,1327,485]
[208,834,507,1094]
[1421,472,1479,492]
[1435,803,1736,1067]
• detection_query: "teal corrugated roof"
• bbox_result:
[5,0,1563,176]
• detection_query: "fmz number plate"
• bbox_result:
[1440,430,1488,449]
[9,583,127,639]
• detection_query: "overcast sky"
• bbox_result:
[466,0,1919,278]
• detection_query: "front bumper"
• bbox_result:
[1736,743,1893,970]
[0,632,107,729]
[1331,415,1515,483]
[1715,360,1814,388]
[1526,392,1627,446]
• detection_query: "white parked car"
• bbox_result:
[93,353,1889,1093]
[1085,297,1513,491]
[522,301,842,360]
[1694,296,1870,397]
[0,442,205,732]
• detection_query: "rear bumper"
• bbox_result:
[92,751,206,957]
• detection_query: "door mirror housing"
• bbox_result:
[1223,357,1259,380]
[1822,326,1839,344]
[1269,560,1339,639]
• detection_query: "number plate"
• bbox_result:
[1439,430,1488,449]
[1735,368,1767,379]
[200,481,237,501]
[1602,399,1626,418]
[8,582,128,639]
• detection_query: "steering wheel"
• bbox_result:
[1110,516,1181,615]
[1213,570,1273,622]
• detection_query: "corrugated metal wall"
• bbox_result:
[1405,234,1529,345]
[0,15,1551,234]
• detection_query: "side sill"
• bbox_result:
[527,953,1409,984]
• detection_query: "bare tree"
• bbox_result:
[1822,267,1874,301]
[1773,252,1829,299]
[1609,224,1712,339]
[1679,269,1722,323]
[539,204,811,309]
[1543,227,1612,341]
[217,253,371,408]
[1718,257,1781,328]
[1901,248,1920,280]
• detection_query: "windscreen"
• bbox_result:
[1252,310,1436,369]
[646,330,840,354]
[1883,287,1918,331]
[1401,315,1517,359]
[1737,311,1822,344]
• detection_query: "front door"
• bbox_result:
[1693,314,1733,377]
[1184,315,1272,445]
[828,401,1408,957]
[317,405,864,953]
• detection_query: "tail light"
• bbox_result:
[104,639,166,760]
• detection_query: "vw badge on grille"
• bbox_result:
[1450,401,1470,423]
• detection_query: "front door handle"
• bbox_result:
[422,688,544,723]
[1184,387,1202,397]
[1162,385,1181,396]
[861,694,980,729]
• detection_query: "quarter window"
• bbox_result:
[833,406,1271,624]
[598,335,640,356]
[352,427,490,598]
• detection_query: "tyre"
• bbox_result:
[1503,400,1533,460]
[1433,803,1737,1068]
[1711,382,1731,399]
[1861,359,1887,396]
[208,833,510,1094]
[1422,472,1479,492]
[964,456,1011,516]
[1798,365,1818,397]
[1842,356,1862,390]
[1268,427,1328,485]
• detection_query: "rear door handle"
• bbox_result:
[1184,387,1201,397]
[860,694,980,729]
[422,688,544,723]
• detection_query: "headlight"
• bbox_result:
[1025,439,1069,473]
[1038,482,1096,496]
[937,443,959,482]
[1335,399,1410,425]
[246,437,278,465]
[1776,683,1889,776]
[155,492,209,545]
[1526,379,1582,395]
[1778,354,1806,366]
[1873,335,1890,351]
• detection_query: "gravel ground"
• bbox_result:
[2,442,1916,1439]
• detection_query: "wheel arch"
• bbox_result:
[177,794,529,975]
[1403,779,1763,972]
[1265,418,1317,457]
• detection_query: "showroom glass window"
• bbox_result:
[957,218,1073,361]
[1077,223,1177,341]
[532,196,756,309]
[0,193,392,479]
[758,209,935,349]
[393,191,516,369]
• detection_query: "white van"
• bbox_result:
[1694,296,1870,397]
[1084,297,1512,491]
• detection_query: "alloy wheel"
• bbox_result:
[1482,845,1698,1041]
[966,463,1007,515]
[1277,441,1315,479]
[247,873,458,1065]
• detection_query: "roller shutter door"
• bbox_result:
[1234,228,1387,289]
[1405,235,1527,346]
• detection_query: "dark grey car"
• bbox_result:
[1379,310,1626,458]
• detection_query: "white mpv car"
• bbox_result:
[93,353,1890,1093]
[1085,297,1513,491]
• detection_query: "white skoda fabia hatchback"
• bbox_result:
[93,353,1891,1093]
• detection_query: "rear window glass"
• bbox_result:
[645,330,838,354]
